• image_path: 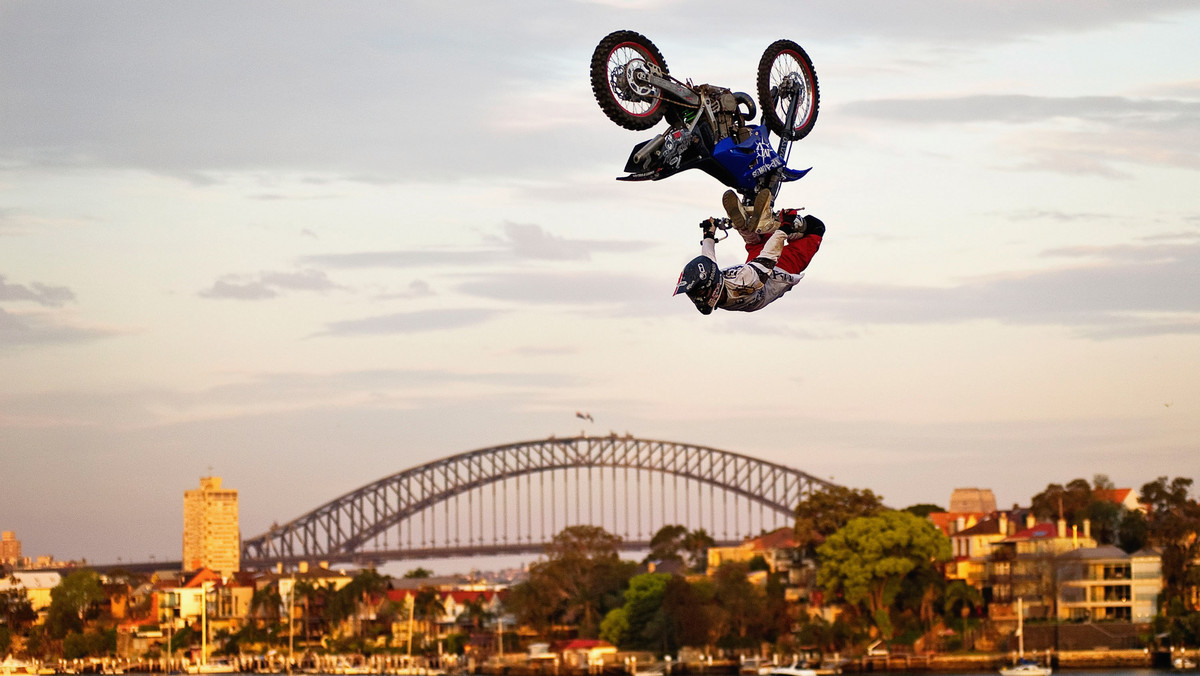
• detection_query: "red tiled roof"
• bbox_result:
[954,517,1005,537]
[1009,522,1058,540]
[1093,488,1133,504]
[746,526,796,550]
[445,590,496,604]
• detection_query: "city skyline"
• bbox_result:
[2,2,1199,570]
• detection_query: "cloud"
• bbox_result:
[0,275,75,307]
[843,94,1200,125]
[807,242,1200,338]
[489,222,651,261]
[842,94,1200,174]
[317,308,500,336]
[376,280,436,300]
[457,271,664,307]
[200,269,341,300]
[304,223,650,270]
[0,307,116,346]
[302,250,507,270]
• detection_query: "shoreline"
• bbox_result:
[841,649,1154,672]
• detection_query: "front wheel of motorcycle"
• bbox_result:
[590,30,669,131]
[757,39,820,141]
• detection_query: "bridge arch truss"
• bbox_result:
[242,436,836,568]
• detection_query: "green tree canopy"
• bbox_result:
[508,525,635,638]
[816,510,951,640]
[46,570,106,638]
[903,504,945,519]
[795,485,884,557]
[601,573,670,651]
[644,525,715,573]
[1,585,37,630]
[1140,476,1200,612]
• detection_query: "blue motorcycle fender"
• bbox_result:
[713,125,810,187]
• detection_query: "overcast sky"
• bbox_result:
[2,1,1198,572]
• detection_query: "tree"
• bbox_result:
[1031,479,1093,523]
[942,580,982,649]
[709,562,768,650]
[601,573,670,651]
[795,485,884,557]
[816,510,951,641]
[644,525,715,573]
[508,525,635,638]
[645,526,688,567]
[904,504,945,519]
[1,585,37,631]
[660,575,711,650]
[46,570,105,638]
[1140,477,1200,612]
[1117,507,1149,553]
[403,567,433,579]
[249,584,283,627]
[681,529,716,573]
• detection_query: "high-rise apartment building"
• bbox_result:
[1,531,21,565]
[182,476,240,576]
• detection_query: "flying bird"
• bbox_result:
[575,411,594,423]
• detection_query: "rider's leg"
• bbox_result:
[722,190,748,230]
[751,188,780,233]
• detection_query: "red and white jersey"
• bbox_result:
[701,230,805,313]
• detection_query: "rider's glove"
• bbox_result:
[778,210,804,235]
[801,215,825,237]
[700,217,719,240]
[779,212,825,238]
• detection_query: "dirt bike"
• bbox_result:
[589,30,820,209]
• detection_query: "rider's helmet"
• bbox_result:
[673,255,723,315]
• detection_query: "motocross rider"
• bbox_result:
[673,189,824,314]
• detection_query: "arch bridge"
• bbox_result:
[241,435,838,569]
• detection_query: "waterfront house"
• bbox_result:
[946,512,1016,589]
[1055,545,1162,622]
[986,519,1097,621]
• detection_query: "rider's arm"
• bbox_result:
[701,234,717,261]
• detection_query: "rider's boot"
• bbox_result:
[722,190,748,230]
[751,189,780,234]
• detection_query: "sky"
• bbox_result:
[2,1,1199,573]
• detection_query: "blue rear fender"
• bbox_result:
[712,125,810,191]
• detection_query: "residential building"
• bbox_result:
[706,526,798,576]
[987,519,1097,621]
[182,476,240,576]
[0,571,61,622]
[385,585,506,647]
[1056,545,1162,622]
[946,512,1015,587]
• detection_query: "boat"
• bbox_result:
[1000,660,1052,676]
[1,657,37,676]
[1000,599,1051,676]
[763,665,818,676]
[185,661,236,674]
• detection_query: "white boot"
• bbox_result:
[721,190,748,230]
[751,189,780,233]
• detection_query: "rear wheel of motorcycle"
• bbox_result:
[757,39,819,141]
[590,30,669,131]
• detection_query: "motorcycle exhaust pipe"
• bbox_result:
[633,132,667,165]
